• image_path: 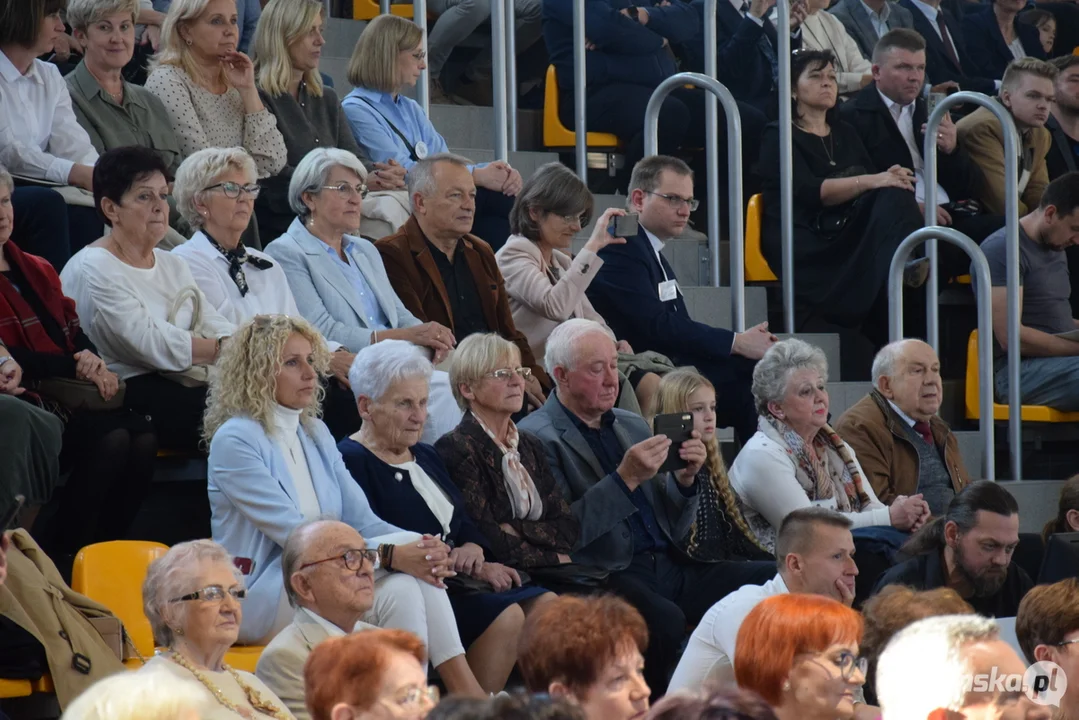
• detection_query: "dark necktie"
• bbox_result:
[741,1,780,84]
[936,14,962,72]
[913,420,934,445]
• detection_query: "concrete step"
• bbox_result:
[450,147,559,181]
[437,106,544,154]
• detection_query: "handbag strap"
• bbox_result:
[356,96,421,163]
[166,286,204,335]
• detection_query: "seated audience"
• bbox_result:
[1018,8,1056,55]
[518,595,651,720]
[973,173,1079,411]
[338,339,551,693]
[1049,56,1079,192]
[876,615,1051,720]
[0,0,104,261]
[0,393,62,532]
[264,147,461,442]
[899,0,996,95]
[835,339,971,516]
[874,480,1032,617]
[495,162,663,415]
[145,0,287,180]
[0,164,155,556]
[59,671,213,720]
[1042,474,1079,542]
[653,368,772,563]
[1016,578,1079,716]
[520,318,775,695]
[60,146,232,452]
[801,0,873,97]
[734,594,865,720]
[958,57,1056,217]
[587,156,775,443]
[669,508,858,693]
[202,315,486,696]
[138,539,294,720]
[858,586,973,706]
[342,15,518,250]
[376,154,551,399]
[304,629,437,720]
[255,520,379,720]
[434,333,581,574]
[757,50,925,351]
[646,687,778,720]
[963,0,1047,84]
[828,0,915,61]
[9,187,78,274]
[729,339,927,554]
[427,694,586,720]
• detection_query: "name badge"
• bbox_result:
[415,141,429,159]
[658,279,679,302]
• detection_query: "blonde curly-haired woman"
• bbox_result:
[203,314,489,696]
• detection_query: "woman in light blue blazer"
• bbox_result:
[264,147,462,442]
[204,314,489,696]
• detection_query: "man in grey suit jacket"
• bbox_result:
[519,319,775,696]
[829,0,914,59]
[256,520,380,720]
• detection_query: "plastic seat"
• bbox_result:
[745,194,778,282]
[0,679,32,698]
[352,0,414,20]
[543,66,620,149]
[965,330,1079,422]
[224,645,265,673]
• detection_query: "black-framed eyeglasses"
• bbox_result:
[828,651,868,680]
[299,548,378,572]
[645,190,699,211]
[204,182,261,199]
[485,367,532,381]
[169,585,247,604]
[321,182,369,199]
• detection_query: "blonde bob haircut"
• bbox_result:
[66,0,138,33]
[252,0,324,98]
[60,667,214,720]
[173,146,258,230]
[346,14,423,93]
[449,333,521,411]
[202,314,331,442]
[151,0,231,85]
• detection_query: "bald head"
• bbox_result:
[282,521,374,627]
[872,339,943,421]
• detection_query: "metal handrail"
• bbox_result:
[644,72,745,328]
[491,0,509,160]
[888,228,995,481]
[776,0,794,333]
[415,0,429,115]
[921,92,1021,480]
[573,0,587,180]
[507,1,518,152]
[700,0,725,295]
[379,0,390,12]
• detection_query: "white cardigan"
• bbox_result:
[729,428,892,553]
[800,11,873,95]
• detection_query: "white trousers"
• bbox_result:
[363,571,466,667]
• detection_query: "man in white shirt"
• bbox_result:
[668,507,858,693]
[829,0,915,60]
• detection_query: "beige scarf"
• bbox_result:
[472,411,543,520]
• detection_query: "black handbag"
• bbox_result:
[527,562,609,589]
[811,165,867,237]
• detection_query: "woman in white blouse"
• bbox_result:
[60,146,233,452]
[797,0,872,98]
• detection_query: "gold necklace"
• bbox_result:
[165,650,292,720]
[85,64,123,103]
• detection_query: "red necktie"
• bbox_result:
[937,14,962,72]
[913,420,934,445]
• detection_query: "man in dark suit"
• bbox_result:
[1047,56,1079,317]
[586,156,776,443]
[828,0,914,61]
[519,318,774,696]
[838,29,1002,275]
[962,4,1046,84]
[898,0,996,95]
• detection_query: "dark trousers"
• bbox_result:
[11,187,71,271]
[938,213,1005,278]
[123,373,208,453]
[605,550,775,696]
[322,379,361,442]
[471,186,515,253]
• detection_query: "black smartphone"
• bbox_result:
[653,413,694,474]
[0,495,25,532]
[607,212,640,238]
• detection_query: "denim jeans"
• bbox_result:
[427,0,543,79]
[994,357,1079,412]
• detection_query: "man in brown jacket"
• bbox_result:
[835,339,970,516]
[376,153,551,404]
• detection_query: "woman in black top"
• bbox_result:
[758,50,925,347]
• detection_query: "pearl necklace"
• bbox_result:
[165,650,291,720]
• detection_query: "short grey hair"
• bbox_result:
[876,614,1000,720]
[0,164,12,193]
[407,152,473,199]
[281,518,334,608]
[449,333,520,410]
[544,318,616,379]
[750,338,829,415]
[288,147,368,221]
[349,339,434,404]
[142,540,243,648]
[173,147,258,230]
[67,0,139,31]
[871,339,918,391]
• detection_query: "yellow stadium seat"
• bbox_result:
[224,645,265,673]
[0,679,32,699]
[543,66,620,150]
[352,0,414,21]
[955,274,971,284]
[965,330,1079,422]
[745,194,778,282]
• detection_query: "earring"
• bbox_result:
[783,680,791,692]
[172,627,184,637]
[185,38,192,46]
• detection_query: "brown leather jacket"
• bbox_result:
[834,390,971,505]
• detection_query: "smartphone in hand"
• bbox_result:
[653,413,694,474]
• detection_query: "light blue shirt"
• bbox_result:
[153,0,260,52]
[857,0,891,39]
[324,237,389,330]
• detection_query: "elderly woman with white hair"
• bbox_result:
[137,539,294,720]
[728,338,928,556]
[338,339,553,694]
[265,146,461,441]
[204,313,489,698]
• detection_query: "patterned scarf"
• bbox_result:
[204,232,273,297]
[471,411,543,521]
[0,241,80,356]
[761,415,872,513]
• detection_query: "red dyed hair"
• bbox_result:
[303,629,427,720]
[517,595,649,694]
[734,593,863,706]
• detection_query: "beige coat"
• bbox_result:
[957,105,1052,216]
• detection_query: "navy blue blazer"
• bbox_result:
[899,0,996,96]
[338,439,491,554]
[586,227,735,364]
[962,6,1046,82]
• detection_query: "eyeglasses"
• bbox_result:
[387,686,440,708]
[410,49,426,61]
[1056,639,1079,648]
[204,182,261,199]
[645,190,699,211]
[485,367,532,381]
[559,212,590,226]
[299,548,379,572]
[169,585,247,604]
[830,651,868,680]
[321,182,369,199]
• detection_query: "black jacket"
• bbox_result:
[963,5,1046,83]
[1046,115,1079,181]
[899,0,996,96]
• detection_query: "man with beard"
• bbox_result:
[872,481,1031,617]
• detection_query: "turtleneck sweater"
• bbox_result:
[270,404,321,521]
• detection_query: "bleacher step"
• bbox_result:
[450,147,559,181]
